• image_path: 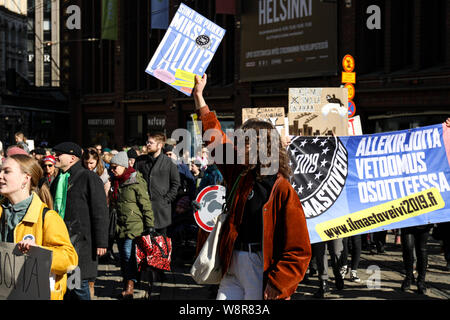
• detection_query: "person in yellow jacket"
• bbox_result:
[0,154,78,300]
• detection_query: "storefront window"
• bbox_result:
[86,118,115,148]
[127,114,144,145]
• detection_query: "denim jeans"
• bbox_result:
[64,280,91,300]
[117,238,137,282]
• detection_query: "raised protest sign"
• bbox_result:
[242,107,288,137]
[145,3,226,96]
[288,88,348,136]
[288,123,450,243]
[0,242,52,300]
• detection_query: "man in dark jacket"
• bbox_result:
[51,142,109,300]
[134,133,180,235]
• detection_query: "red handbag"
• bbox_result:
[135,234,172,272]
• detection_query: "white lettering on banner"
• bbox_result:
[354,127,449,204]
[258,0,313,25]
[355,128,441,156]
[355,152,428,179]
[357,172,450,204]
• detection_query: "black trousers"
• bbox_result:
[374,230,387,251]
[342,235,362,271]
[312,239,344,281]
[400,226,431,282]
[439,222,450,262]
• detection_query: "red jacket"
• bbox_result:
[198,107,312,299]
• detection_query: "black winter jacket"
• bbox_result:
[50,161,109,280]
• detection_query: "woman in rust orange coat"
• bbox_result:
[193,74,311,300]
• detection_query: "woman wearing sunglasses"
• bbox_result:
[42,155,59,186]
[109,151,154,299]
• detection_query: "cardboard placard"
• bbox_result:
[288,88,349,136]
[0,242,52,300]
[242,107,288,137]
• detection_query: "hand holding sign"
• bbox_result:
[17,239,36,254]
[194,74,207,110]
[194,74,207,96]
[0,242,52,300]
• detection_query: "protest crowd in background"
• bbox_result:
[0,117,449,300]
[1,0,450,303]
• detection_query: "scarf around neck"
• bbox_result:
[54,171,70,219]
[112,167,136,201]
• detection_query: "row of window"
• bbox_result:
[79,0,448,95]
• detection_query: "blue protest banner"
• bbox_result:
[288,123,450,243]
[145,3,226,96]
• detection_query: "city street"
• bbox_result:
[1,0,450,308]
[93,233,449,301]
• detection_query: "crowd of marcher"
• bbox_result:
[0,130,225,300]
[0,111,449,300]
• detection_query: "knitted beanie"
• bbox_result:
[110,151,129,168]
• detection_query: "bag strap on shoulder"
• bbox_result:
[223,173,243,213]
[42,207,50,221]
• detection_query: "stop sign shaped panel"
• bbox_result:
[194,185,226,232]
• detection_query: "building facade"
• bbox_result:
[0,3,27,87]
[27,0,61,87]
[0,0,67,149]
[64,0,450,149]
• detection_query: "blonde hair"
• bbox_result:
[9,154,53,209]
[15,132,27,142]
[102,152,113,164]
[148,132,166,144]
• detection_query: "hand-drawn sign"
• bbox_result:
[288,88,349,136]
[194,185,226,232]
[0,242,52,300]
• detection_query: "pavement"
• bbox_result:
[92,233,449,301]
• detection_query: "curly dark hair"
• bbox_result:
[239,118,292,179]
